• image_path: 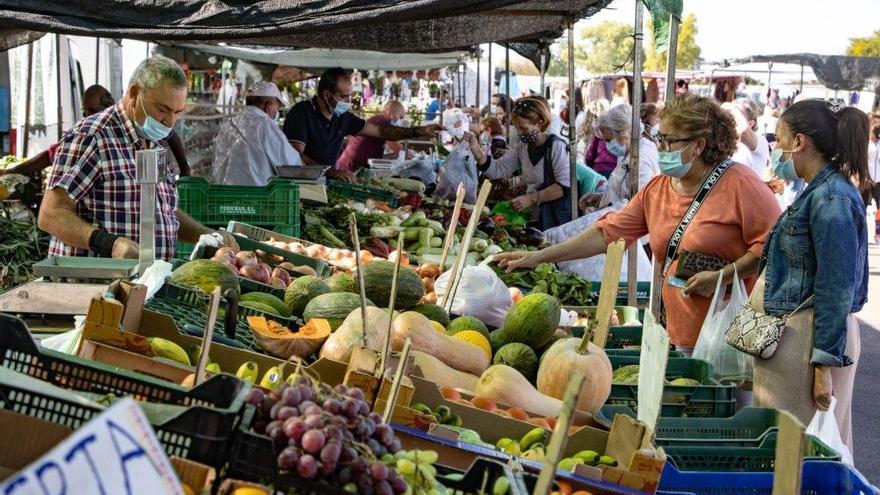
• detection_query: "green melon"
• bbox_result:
[302,292,375,330]
[488,328,506,354]
[409,303,451,327]
[326,273,357,293]
[239,301,285,319]
[170,259,240,295]
[495,293,560,349]
[240,292,289,317]
[493,343,539,382]
[446,315,490,339]
[284,276,330,318]
[359,260,424,310]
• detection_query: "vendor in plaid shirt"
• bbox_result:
[38,56,236,260]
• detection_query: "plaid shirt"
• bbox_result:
[47,103,180,260]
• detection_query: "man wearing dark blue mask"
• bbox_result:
[283,67,442,182]
[38,55,236,260]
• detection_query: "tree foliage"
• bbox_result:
[846,30,880,57]
[644,13,702,71]
[547,21,634,77]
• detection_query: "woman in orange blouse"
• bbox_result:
[496,94,781,352]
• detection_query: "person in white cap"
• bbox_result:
[214,81,302,186]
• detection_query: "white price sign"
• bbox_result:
[1,398,182,495]
[637,309,670,431]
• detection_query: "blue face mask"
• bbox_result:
[606,139,627,157]
[136,95,172,141]
[325,92,352,116]
[770,147,798,180]
[658,142,695,178]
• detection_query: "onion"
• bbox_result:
[239,264,268,283]
[288,242,307,255]
[305,244,326,259]
[358,250,374,264]
[216,246,237,258]
[235,250,258,267]
[418,262,440,280]
[422,277,435,294]
[210,254,237,273]
[256,263,272,282]
[271,267,291,285]
[278,261,296,271]
[267,278,287,289]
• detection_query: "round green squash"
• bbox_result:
[302,292,375,331]
[493,343,539,383]
[447,315,490,339]
[284,276,329,318]
[170,259,240,295]
[358,260,424,310]
[409,303,451,327]
[495,293,560,349]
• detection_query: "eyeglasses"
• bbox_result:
[657,134,698,151]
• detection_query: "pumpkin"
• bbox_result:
[475,365,564,418]
[412,351,479,393]
[453,331,492,361]
[248,316,330,359]
[319,307,392,363]
[536,337,612,413]
[391,312,489,375]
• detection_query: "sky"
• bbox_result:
[582,0,880,62]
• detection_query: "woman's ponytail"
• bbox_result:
[835,106,871,198]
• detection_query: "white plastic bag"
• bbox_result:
[435,141,479,203]
[132,259,173,301]
[692,268,752,382]
[40,315,86,355]
[433,265,511,328]
[806,396,854,465]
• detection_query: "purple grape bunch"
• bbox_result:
[245,377,408,494]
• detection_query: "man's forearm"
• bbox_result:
[4,150,51,176]
[177,209,212,244]
[37,189,98,250]
[374,125,420,141]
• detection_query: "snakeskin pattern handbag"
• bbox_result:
[724,296,814,359]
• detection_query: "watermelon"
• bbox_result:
[493,343,539,382]
[359,260,424,310]
[240,292,289,317]
[494,293,560,349]
[326,273,357,293]
[284,276,330,318]
[410,303,451,327]
[170,259,239,295]
[303,292,375,330]
[447,315,490,339]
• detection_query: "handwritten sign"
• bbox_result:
[1,398,183,495]
[637,309,670,431]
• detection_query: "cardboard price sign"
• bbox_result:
[637,309,670,431]
[0,398,182,495]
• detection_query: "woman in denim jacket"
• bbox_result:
[751,99,870,452]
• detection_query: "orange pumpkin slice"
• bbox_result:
[247,316,330,359]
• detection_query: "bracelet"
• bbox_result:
[89,228,119,257]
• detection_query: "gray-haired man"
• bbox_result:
[39,55,236,260]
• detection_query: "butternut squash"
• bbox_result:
[536,337,612,413]
[475,365,563,418]
[411,351,479,393]
[391,312,489,375]
[319,307,392,363]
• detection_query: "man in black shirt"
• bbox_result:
[283,68,442,181]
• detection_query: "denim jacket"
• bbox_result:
[759,164,868,367]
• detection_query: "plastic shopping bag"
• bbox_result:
[435,141,479,203]
[692,268,753,382]
[806,396,854,465]
[40,315,86,355]
[434,265,511,328]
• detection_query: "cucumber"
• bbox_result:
[404,226,423,241]
[429,236,442,248]
[418,227,432,249]
[416,247,444,255]
[401,211,426,228]
[370,225,402,238]
[408,241,422,251]
[425,219,445,236]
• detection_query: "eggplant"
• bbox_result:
[514,227,545,247]
[477,216,496,236]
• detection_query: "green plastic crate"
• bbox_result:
[605,325,644,349]
[0,313,249,469]
[588,281,651,307]
[664,431,841,472]
[175,222,300,260]
[327,179,399,207]
[222,222,331,277]
[607,356,736,418]
[178,176,301,227]
[654,407,779,446]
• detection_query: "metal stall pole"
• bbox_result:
[476,46,481,109]
[664,14,680,101]
[627,0,645,307]
[567,21,578,221]
[462,62,467,107]
[540,48,546,98]
[23,42,33,155]
[487,44,493,108]
[95,38,101,85]
[505,43,511,141]
[55,34,63,140]
[767,61,774,100]
[799,58,805,92]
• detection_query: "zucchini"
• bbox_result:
[370,225,403,239]
[416,247,444,255]
[404,227,423,241]
[425,219,445,236]
[401,210,426,228]
[464,252,481,266]
[418,227,433,249]
[382,177,427,193]
[408,241,422,251]
[429,236,442,248]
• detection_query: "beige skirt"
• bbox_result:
[750,276,861,452]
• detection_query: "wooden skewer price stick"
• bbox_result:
[377,231,406,378]
[194,286,221,386]
[438,183,466,271]
[589,239,626,350]
[441,180,492,312]
[381,337,412,424]
[349,214,369,341]
[772,410,806,495]
[534,372,587,495]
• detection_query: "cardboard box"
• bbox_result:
[0,411,72,482]
[170,457,215,495]
[79,338,194,384]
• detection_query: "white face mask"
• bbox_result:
[650,124,660,137]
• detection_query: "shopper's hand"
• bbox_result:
[216,229,239,251]
[418,124,444,138]
[111,237,140,259]
[493,250,543,272]
[326,168,356,183]
[682,270,720,298]
[463,132,484,161]
[578,193,602,210]
[813,365,833,411]
[510,194,535,211]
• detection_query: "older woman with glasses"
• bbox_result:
[496,93,781,356]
